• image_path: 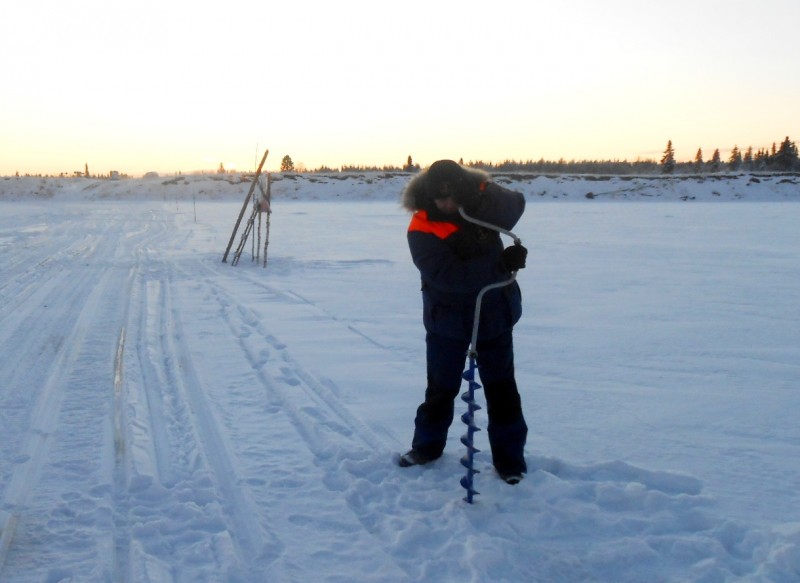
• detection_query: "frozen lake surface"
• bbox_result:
[1,183,799,581]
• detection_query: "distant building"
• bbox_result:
[110,171,120,180]
[143,171,159,178]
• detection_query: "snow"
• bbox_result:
[1,172,799,582]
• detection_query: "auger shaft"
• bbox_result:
[457,206,521,504]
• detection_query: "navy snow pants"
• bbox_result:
[411,330,528,475]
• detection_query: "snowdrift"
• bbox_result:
[1,171,798,203]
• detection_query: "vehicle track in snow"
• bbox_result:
[187,263,475,581]
[0,267,104,575]
[0,210,167,581]
[0,230,100,323]
[106,252,279,580]
[157,251,415,579]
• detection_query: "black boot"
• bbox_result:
[398,449,441,468]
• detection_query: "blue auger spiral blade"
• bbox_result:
[460,434,481,449]
[460,412,481,430]
[460,454,481,470]
[464,368,482,386]
[463,432,479,446]
[461,361,481,504]
[461,400,482,414]
[462,387,481,399]
[461,391,482,404]
[466,384,481,394]
[460,476,480,504]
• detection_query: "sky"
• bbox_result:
[2,0,799,176]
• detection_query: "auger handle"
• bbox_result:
[458,206,522,356]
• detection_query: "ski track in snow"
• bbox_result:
[0,207,165,580]
[1,198,799,582]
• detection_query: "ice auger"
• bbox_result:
[457,206,522,504]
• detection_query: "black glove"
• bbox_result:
[500,244,527,272]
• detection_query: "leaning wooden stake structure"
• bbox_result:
[222,149,272,267]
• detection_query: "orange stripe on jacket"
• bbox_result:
[408,210,459,240]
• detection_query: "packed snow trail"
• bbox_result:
[1,195,799,582]
[0,203,408,581]
[0,205,170,578]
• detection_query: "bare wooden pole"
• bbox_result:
[232,212,256,266]
[262,174,272,267]
[222,149,269,263]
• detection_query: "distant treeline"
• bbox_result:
[305,136,800,175]
[12,137,797,179]
[314,159,663,175]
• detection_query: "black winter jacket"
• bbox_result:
[401,166,525,341]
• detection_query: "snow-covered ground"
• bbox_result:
[0,173,799,582]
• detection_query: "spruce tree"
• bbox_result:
[710,149,722,172]
[661,140,676,174]
[774,136,798,170]
[280,155,295,172]
[728,146,742,171]
[743,146,753,170]
[694,148,704,173]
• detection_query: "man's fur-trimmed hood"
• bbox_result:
[401,164,491,212]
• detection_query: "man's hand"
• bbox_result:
[500,244,527,271]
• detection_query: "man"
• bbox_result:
[399,160,529,484]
